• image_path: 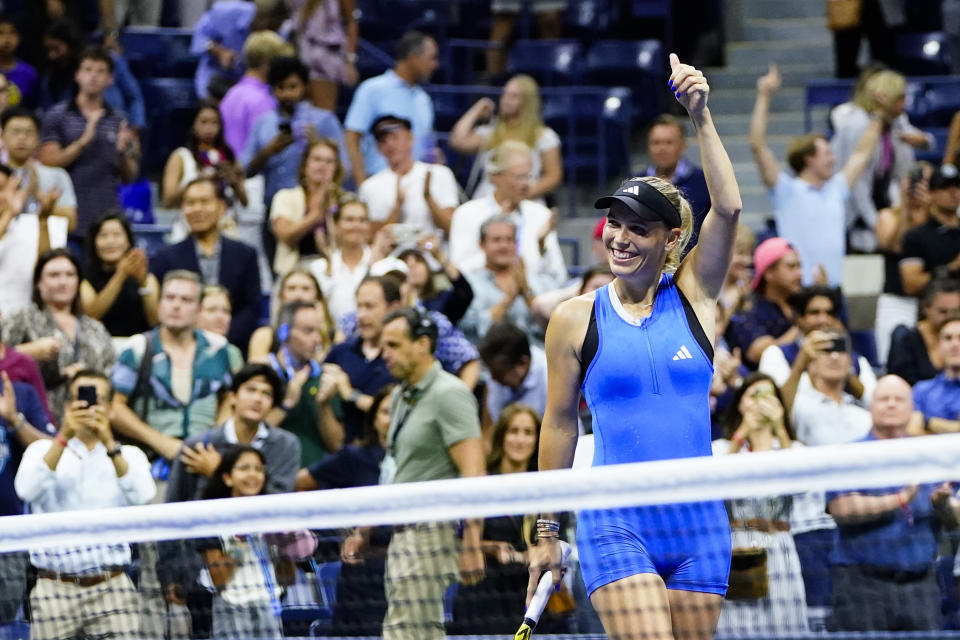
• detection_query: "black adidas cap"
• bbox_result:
[594,178,682,228]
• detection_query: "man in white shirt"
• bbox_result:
[790,335,873,446]
[15,369,154,640]
[0,106,77,314]
[309,199,375,321]
[359,115,459,237]
[448,140,566,289]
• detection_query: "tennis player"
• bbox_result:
[527,54,741,640]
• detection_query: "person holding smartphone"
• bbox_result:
[14,369,155,640]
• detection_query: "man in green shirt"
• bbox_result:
[342,306,485,640]
[264,301,341,466]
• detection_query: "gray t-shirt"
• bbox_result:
[388,361,481,484]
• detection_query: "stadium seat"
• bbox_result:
[305,560,341,637]
[584,40,664,122]
[896,32,950,75]
[120,27,196,79]
[506,40,582,85]
[139,77,197,174]
[849,329,879,369]
[803,78,856,132]
[564,0,617,39]
[912,79,960,128]
[132,224,172,257]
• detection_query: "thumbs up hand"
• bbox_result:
[668,53,710,117]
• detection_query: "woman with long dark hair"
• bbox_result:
[80,210,159,336]
[2,248,113,423]
[161,100,248,209]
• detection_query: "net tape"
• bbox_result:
[4,433,960,552]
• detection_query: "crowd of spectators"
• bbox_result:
[0,1,958,638]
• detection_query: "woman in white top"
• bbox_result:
[450,74,562,204]
[161,100,248,209]
[269,138,352,275]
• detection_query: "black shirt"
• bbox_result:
[901,219,960,277]
[85,266,150,337]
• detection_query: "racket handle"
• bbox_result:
[524,541,572,627]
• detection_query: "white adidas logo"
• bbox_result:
[672,345,693,360]
[623,185,640,196]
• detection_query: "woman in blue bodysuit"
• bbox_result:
[527,54,742,640]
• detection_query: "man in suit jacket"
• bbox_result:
[151,176,261,351]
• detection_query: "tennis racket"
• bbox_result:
[514,540,572,640]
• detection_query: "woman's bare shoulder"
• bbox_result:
[547,289,598,351]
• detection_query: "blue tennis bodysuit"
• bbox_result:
[577,274,731,596]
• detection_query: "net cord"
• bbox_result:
[3,434,960,552]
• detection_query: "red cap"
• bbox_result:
[593,217,606,240]
[751,237,794,291]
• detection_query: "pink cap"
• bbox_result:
[751,237,794,291]
[593,217,606,240]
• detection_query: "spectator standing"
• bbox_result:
[726,238,803,368]
[830,1,904,79]
[900,164,960,297]
[832,69,916,253]
[161,100,248,210]
[359,115,460,237]
[0,14,37,106]
[461,216,554,345]
[308,199,377,321]
[245,56,348,263]
[80,211,159,337]
[283,0,359,111]
[0,370,55,625]
[322,276,399,442]
[449,141,567,288]
[875,163,931,365]
[190,0,289,100]
[344,31,438,186]
[450,74,562,204]
[219,30,290,159]
[0,106,77,314]
[826,375,953,632]
[262,301,342,466]
[267,138,351,276]
[1,249,115,424]
[888,278,960,385]
[14,370,154,640]
[750,64,883,284]
[341,307,485,640]
[478,321,547,424]
[39,46,139,238]
[150,177,262,352]
[640,114,710,243]
[912,314,960,432]
[111,270,235,463]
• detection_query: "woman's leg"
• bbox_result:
[589,573,674,640]
[667,588,724,640]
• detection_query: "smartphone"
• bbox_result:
[391,223,419,247]
[278,121,292,135]
[77,384,98,407]
[825,334,848,353]
[908,165,925,197]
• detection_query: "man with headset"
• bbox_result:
[261,300,342,467]
[341,306,485,640]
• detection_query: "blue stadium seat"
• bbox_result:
[139,77,197,174]
[564,0,617,38]
[896,32,950,75]
[913,80,960,128]
[584,40,664,122]
[120,27,196,79]
[850,329,879,369]
[506,40,582,85]
[306,560,341,637]
[132,224,172,257]
[803,79,856,132]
